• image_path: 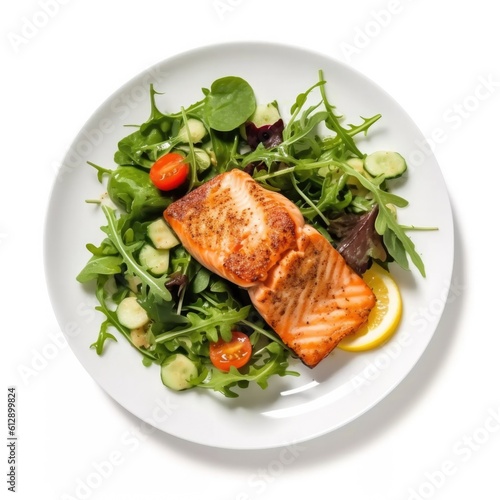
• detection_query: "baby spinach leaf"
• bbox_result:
[191,266,211,294]
[106,166,172,219]
[205,76,256,132]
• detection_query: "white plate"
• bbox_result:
[44,42,454,450]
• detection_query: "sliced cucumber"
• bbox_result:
[124,274,142,294]
[130,326,150,349]
[161,354,198,391]
[249,102,281,128]
[319,158,364,178]
[346,157,365,174]
[240,102,281,139]
[364,151,407,179]
[203,141,217,167]
[116,297,149,329]
[177,118,207,144]
[176,145,211,171]
[139,243,169,276]
[345,157,370,196]
[147,218,180,250]
[317,163,342,178]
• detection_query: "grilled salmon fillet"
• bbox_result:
[164,169,304,287]
[249,225,376,367]
[164,169,376,367]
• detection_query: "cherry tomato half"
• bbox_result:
[149,152,189,191]
[209,331,252,371]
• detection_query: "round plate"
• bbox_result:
[44,42,454,450]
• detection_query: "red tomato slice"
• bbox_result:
[209,331,252,371]
[149,152,189,191]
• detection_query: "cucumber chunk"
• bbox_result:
[130,326,151,349]
[248,103,281,128]
[125,273,141,294]
[147,218,180,250]
[177,118,207,144]
[364,151,407,179]
[139,244,169,276]
[116,297,149,329]
[161,354,198,391]
[345,157,370,195]
[346,157,365,174]
[176,145,211,171]
[240,102,281,139]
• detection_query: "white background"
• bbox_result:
[2,1,499,499]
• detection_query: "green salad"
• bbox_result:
[77,71,423,397]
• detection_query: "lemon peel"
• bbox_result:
[338,263,402,351]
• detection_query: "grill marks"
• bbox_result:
[249,225,376,367]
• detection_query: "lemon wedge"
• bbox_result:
[338,262,402,352]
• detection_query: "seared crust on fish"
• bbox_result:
[165,169,304,287]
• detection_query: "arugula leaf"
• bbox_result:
[100,205,172,302]
[76,238,122,283]
[285,79,324,140]
[320,114,382,152]
[155,305,251,344]
[76,254,123,283]
[87,161,112,183]
[297,168,352,223]
[90,318,117,355]
[319,69,364,159]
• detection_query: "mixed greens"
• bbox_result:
[77,71,424,397]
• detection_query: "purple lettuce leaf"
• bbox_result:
[329,205,387,275]
[245,119,284,150]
